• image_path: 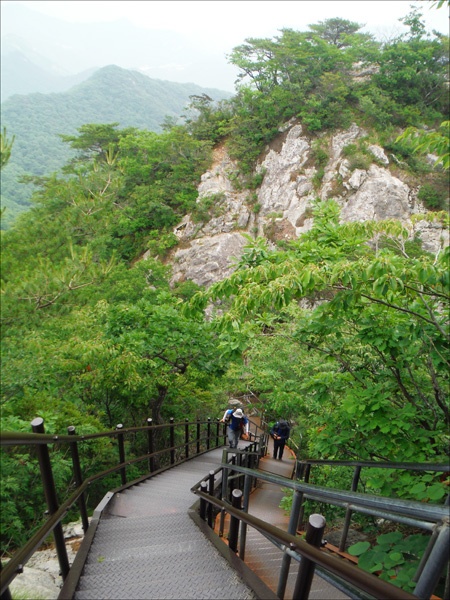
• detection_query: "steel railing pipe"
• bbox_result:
[67,426,89,533]
[31,418,70,580]
[293,513,326,599]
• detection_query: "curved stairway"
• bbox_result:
[64,438,350,600]
[70,447,257,600]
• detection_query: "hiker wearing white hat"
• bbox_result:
[221,407,249,448]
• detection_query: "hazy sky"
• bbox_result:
[7,0,450,50]
[2,0,449,92]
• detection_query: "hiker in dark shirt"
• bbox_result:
[270,419,290,460]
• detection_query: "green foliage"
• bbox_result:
[342,141,372,170]
[310,144,329,168]
[372,22,448,126]
[396,121,450,170]
[349,532,430,592]
[417,183,448,210]
[307,18,366,48]
[235,235,271,269]
[147,230,179,258]
[183,94,233,143]
[246,168,267,190]
[1,8,449,558]
[191,192,226,223]
[224,11,447,175]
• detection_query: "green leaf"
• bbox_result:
[377,532,403,545]
[348,541,371,556]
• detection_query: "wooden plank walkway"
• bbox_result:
[242,437,350,599]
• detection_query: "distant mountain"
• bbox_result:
[0,65,232,229]
[0,2,238,97]
[1,49,97,101]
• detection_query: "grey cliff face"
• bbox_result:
[168,121,448,288]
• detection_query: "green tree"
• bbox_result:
[396,120,450,170]
[0,127,15,170]
[307,17,367,48]
[188,201,449,479]
[372,8,449,125]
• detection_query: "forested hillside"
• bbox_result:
[1,8,449,571]
[0,65,231,228]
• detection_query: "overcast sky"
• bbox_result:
[2,1,449,92]
[7,0,450,49]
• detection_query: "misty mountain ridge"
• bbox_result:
[1,48,98,101]
[0,64,232,229]
[1,2,238,99]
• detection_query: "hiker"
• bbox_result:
[270,419,290,460]
[221,407,249,449]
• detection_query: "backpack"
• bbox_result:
[224,409,234,424]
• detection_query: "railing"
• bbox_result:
[296,458,450,554]
[191,454,450,600]
[2,414,448,600]
[0,415,229,598]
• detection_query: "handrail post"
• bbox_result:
[0,559,12,600]
[196,418,200,455]
[218,507,226,537]
[185,419,189,459]
[339,465,361,552]
[67,426,89,533]
[277,489,303,599]
[215,418,220,447]
[413,523,450,600]
[223,420,227,446]
[147,418,155,473]
[229,454,236,500]
[221,449,229,500]
[207,470,215,527]
[30,418,70,580]
[298,462,311,528]
[207,417,211,450]
[116,423,126,485]
[199,481,208,521]
[228,489,243,553]
[293,513,326,599]
[170,417,175,465]
[239,473,252,560]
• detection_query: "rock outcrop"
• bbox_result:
[168,121,448,288]
[5,521,85,600]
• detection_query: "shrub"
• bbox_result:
[191,192,226,223]
[312,167,325,189]
[147,230,179,258]
[246,169,267,190]
[417,184,447,210]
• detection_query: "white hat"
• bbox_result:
[233,408,244,418]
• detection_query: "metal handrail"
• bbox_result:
[295,457,450,554]
[1,417,448,600]
[192,459,450,600]
[193,485,418,600]
[0,416,226,596]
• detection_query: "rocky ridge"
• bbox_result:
[169,120,448,288]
